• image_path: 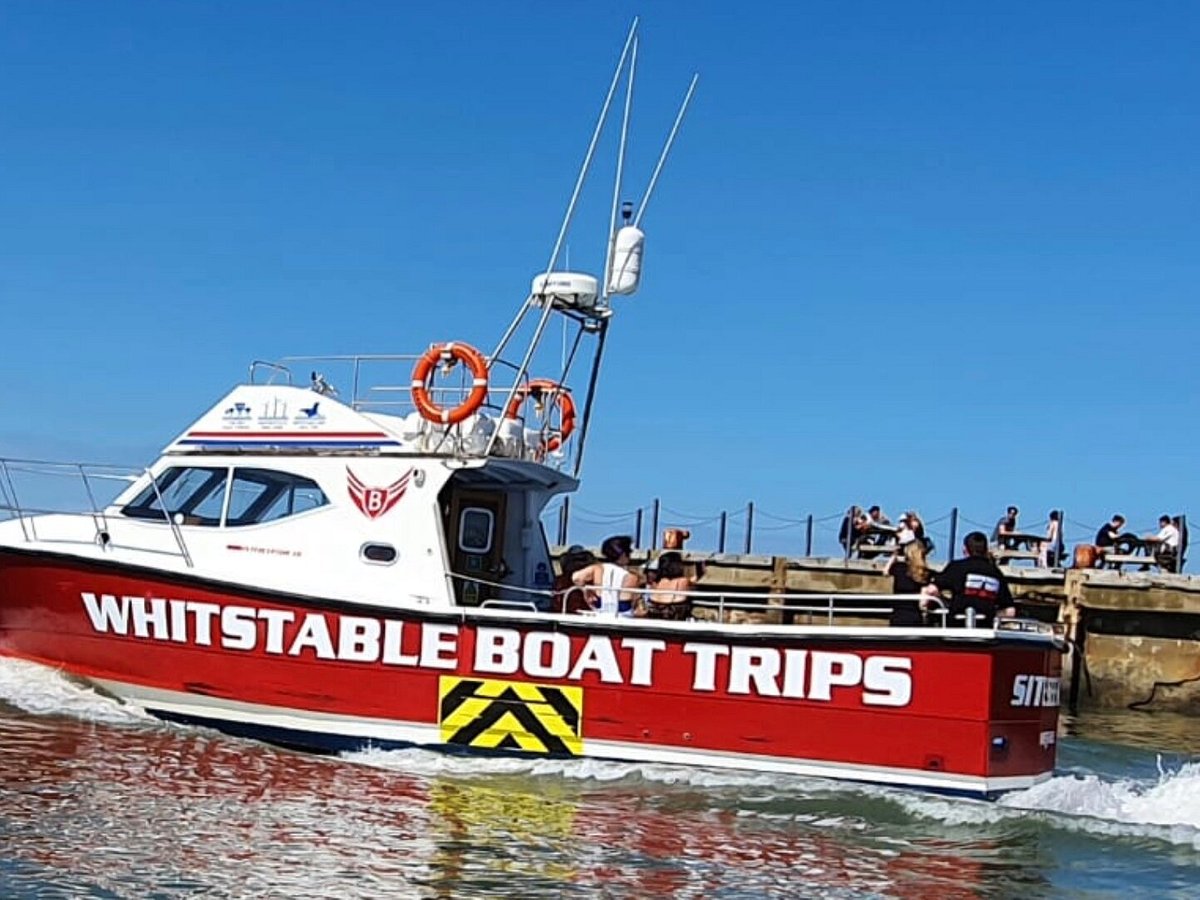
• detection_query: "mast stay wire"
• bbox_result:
[633,73,699,229]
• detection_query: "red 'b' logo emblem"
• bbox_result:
[347,467,413,519]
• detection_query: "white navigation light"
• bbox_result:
[607,225,644,296]
[531,272,599,310]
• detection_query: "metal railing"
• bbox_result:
[687,592,946,627]
[246,354,570,466]
[550,501,1190,573]
[251,354,524,415]
[490,580,957,628]
[0,457,193,567]
[461,579,1059,638]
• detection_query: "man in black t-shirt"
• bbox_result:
[922,531,1014,626]
[991,505,1019,548]
[1094,514,1125,549]
[1094,514,1126,567]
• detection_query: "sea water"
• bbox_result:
[0,657,1197,898]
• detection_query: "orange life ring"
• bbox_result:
[504,379,576,451]
[410,342,489,425]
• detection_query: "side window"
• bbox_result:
[225,468,328,527]
[121,467,228,526]
[459,508,494,553]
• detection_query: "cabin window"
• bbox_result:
[225,468,328,527]
[458,507,494,553]
[361,543,397,564]
[122,466,327,527]
[121,467,228,526]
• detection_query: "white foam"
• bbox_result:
[892,763,1200,849]
[345,745,828,791]
[346,745,1200,848]
[0,656,148,724]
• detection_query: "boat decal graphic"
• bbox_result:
[347,467,413,519]
[438,676,584,756]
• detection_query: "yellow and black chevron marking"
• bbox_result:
[438,676,584,756]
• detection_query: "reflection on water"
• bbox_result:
[0,709,1040,898]
[1,659,1199,898]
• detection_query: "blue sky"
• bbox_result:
[2,2,1197,556]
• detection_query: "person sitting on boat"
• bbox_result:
[570,534,641,616]
[553,545,597,614]
[642,551,704,621]
[921,531,1015,627]
[883,534,929,626]
[642,556,661,600]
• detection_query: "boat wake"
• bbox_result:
[346,747,1200,850]
[2,655,1196,849]
[889,764,1200,849]
[0,655,148,724]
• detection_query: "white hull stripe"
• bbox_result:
[92,678,1049,796]
[177,439,401,447]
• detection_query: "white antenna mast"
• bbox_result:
[601,34,638,304]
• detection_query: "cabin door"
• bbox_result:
[447,490,508,606]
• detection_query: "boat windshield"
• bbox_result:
[121,466,328,527]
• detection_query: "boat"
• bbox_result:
[0,22,1062,798]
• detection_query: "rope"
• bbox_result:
[959,515,993,530]
[573,504,637,520]
[573,513,637,527]
[753,520,803,533]
[1127,669,1200,711]
[659,505,726,526]
[755,509,808,525]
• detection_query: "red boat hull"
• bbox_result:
[0,548,1061,795]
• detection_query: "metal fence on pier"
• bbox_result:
[546,498,1188,568]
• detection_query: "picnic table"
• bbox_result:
[854,525,900,560]
[1100,535,1176,572]
[993,530,1044,565]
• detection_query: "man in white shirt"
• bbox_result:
[1149,515,1181,572]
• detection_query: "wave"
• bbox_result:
[0,655,148,725]
[347,749,1200,849]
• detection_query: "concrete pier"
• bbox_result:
[556,548,1200,714]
